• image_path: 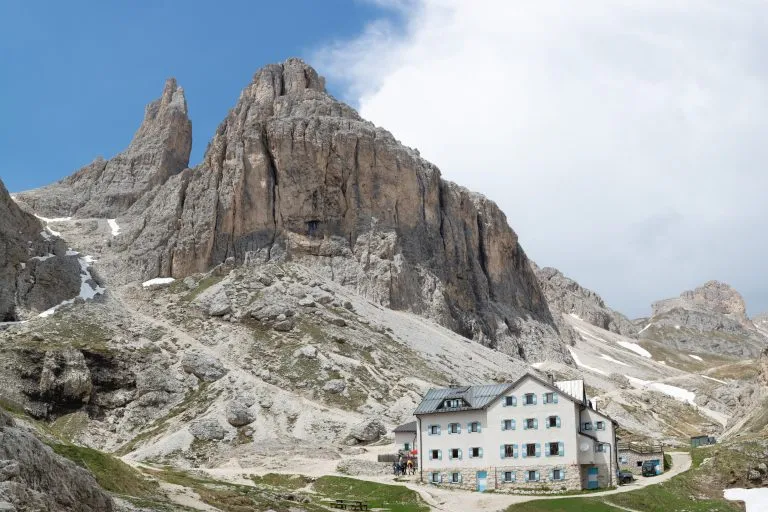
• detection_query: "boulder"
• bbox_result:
[293,346,318,359]
[322,379,347,394]
[189,418,226,441]
[350,418,387,443]
[273,319,294,332]
[181,351,228,382]
[226,399,256,427]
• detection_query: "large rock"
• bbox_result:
[0,409,114,511]
[116,58,570,363]
[350,418,387,443]
[0,179,82,321]
[181,351,228,382]
[38,350,93,405]
[189,418,226,441]
[14,79,192,219]
[533,263,638,338]
[225,395,256,427]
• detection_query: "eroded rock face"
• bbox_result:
[652,281,751,327]
[118,58,570,363]
[0,409,114,511]
[39,350,93,405]
[0,179,82,321]
[14,78,192,219]
[533,263,637,338]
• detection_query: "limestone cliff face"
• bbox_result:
[0,179,81,321]
[532,263,637,338]
[643,281,767,357]
[122,59,571,362]
[15,79,192,218]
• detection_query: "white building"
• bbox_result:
[394,421,418,452]
[415,373,618,492]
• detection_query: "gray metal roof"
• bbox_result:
[393,421,417,433]
[413,383,512,415]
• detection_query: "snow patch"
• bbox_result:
[568,347,608,376]
[34,214,72,223]
[638,322,652,334]
[599,354,629,367]
[143,277,176,288]
[30,254,55,262]
[626,376,696,405]
[108,219,121,237]
[616,340,652,358]
[530,362,545,369]
[689,354,703,362]
[45,226,61,238]
[38,255,105,318]
[569,312,581,320]
[724,487,768,511]
[701,375,727,385]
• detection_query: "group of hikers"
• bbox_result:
[392,457,416,476]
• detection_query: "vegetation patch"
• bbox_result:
[182,274,225,302]
[49,411,89,442]
[250,473,313,490]
[312,475,429,512]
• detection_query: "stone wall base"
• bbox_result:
[421,464,582,492]
[618,450,664,475]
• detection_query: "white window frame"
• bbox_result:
[468,421,480,433]
[448,422,460,434]
[451,472,461,483]
[503,471,515,482]
[596,421,605,430]
[524,393,535,405]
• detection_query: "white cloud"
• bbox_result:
[316,0,768,317]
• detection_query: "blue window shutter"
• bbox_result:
[545,417,550,429]
[467,422,472,433]
[513,444,519,458]
[500,445,506,459]
[457,424,461,434]
[522,445,527,459]
[512,419,516,430]
[534,419,538,429]
[427,425,432,436]
[523,420,528,431]
[458,473,462,483]
[458,449,462,460]
[437,425,441,435]
[561,469,566,480]
[535,471,540,481]
[549,469,554,481]
[554,393,559,404]
[545,443,550,456]
[429,451,433,460]
[438,450,442,460]
[512,396,517,407]
[525,472,529,482]
[536,443,541,457]
[559,442,564,456]
[533,394,537,405]
[542,393,547,404]
[478,447,483,458]
[478,423,482,433]
[557,416,561,428]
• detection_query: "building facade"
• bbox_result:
[394,421,418,452]
[415,373,618,492]
[618,442,665,476]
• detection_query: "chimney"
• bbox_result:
[592,398,598,412]
[547,372,555,384]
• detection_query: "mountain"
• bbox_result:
[15,59,570,364]
[0,179,93,321]
[640,281,767,357]
[532,263,638,338]
[15,78,192,219]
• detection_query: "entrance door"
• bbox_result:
[476,471,488,492]
[587,467,599,489]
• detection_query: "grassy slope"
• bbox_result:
[313,476,430,512]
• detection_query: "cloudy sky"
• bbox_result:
[315,0,768,318]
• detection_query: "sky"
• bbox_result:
[2,1,766,318]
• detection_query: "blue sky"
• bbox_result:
[0,0,390,192]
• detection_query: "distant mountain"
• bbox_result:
[641,281,767,357]
[532,263,638,338]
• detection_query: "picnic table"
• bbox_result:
[331,498,369,510]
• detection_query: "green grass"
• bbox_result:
[49,411,89,442]
[506,500,623,511]
[250,473,313,490]
[182,274,225,302]
[312,475,429,512]
[49,443,159,498]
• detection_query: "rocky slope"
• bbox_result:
[0,179,92,321]
[0,409,114,511]
[15,58,571,364]
[641,281,767,358]
[532,263,638,338]
[15,78,192,219]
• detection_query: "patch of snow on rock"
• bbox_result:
[599,354,629,367]
[626,376,696,405]
[34,214,72,223]
[142,277,176,288]
[38,255,105,317]
[724,487,768,511]
[689,354,703,362]
[638,322,653,334]
[108,219,121,236]
[616,340,652,358]
[567,347,608,376]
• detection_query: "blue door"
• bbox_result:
[476,471,488,492]
[587,467,599,489]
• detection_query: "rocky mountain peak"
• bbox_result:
[653,280,748,323]
[14,78,192,218]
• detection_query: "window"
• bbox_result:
[524,393,536,405]
[429,425,440,435]
[404,443,410,451]
[502,419,515,431]
[431,472,440,483]
[596,443,607,453]
[503,471,515,482]
[596,421,605,430]
[526,443,536,457]
[430,449,440,460]
[505,396,516,406]
[544,392,555,404]
[451,472,461,483]
[583,422,593,431]
[448,423,460,434]
[549,442,560,456]
[527,470,539,482]
[469,447,482,458]
[525,418,536,430]
[444,399,460,409]
[553,469,563,481]
[548,416,559,428]
[503,444,514,458]
[620,456,628,464]
[450,448,460,459]
[637,461,643,467]
[468,421,480,433]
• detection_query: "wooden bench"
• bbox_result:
[331,498,369,510]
